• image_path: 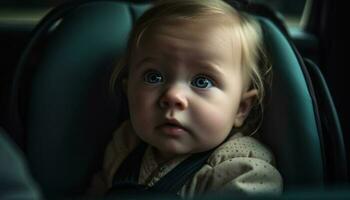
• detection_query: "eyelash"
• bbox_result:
[143,70,164,85]
[142,69,217,88]
[191,75,216,89]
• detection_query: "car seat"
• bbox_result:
[0,127,43,200]
[8,0,346,199]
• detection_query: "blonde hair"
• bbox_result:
[110,0,272,135]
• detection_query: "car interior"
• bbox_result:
[0,0,347,199]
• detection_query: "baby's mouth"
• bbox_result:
[157,119,189,136]
[163,123,185,129]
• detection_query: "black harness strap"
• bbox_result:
[107,142,147,195]
[149,150,213,193]
[107,142,214,197]
[113,142,147,183]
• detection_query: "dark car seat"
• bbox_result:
[0,127,43,200]
[7,0,346,199]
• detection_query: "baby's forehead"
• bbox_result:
[130,15,243,72]
[136,14,241,48]
[149,13,239,32]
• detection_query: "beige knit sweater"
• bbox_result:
[88,121,283,198]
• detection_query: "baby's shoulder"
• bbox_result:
[207,133,275,167]
[103,121,140,171]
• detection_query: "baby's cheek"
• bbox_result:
[129,88,154,114]
[131,100,152,125]
[208,111,232,134]
[128,97,147,126]
[197,108,234,145]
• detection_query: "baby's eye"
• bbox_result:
[144,70,164,84]
[191,75,214,89]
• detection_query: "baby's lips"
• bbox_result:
[157,123,189,137]
[165,118,186,128]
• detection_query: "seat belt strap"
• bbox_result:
[108,142,214,195]
[149,149,213,193]
[109,142,147,188]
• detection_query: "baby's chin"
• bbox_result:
[152,142,215,161]
[152,143,194,160]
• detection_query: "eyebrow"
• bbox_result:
[134,56,225,77]
[195,61,225,77]
[134,57,158,69]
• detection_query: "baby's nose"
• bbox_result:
[159,85,188,110]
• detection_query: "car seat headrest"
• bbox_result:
[259,17,324,187]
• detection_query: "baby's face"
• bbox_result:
[126,18,254,160]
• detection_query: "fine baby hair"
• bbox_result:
[110,0,272,136]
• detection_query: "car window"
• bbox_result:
[252,0,308,28]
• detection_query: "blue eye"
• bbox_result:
[191,75,214,88]
[144,70,164,84]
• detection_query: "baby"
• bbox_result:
[89,0,283,198]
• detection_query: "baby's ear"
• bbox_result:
[234,89,258,127]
